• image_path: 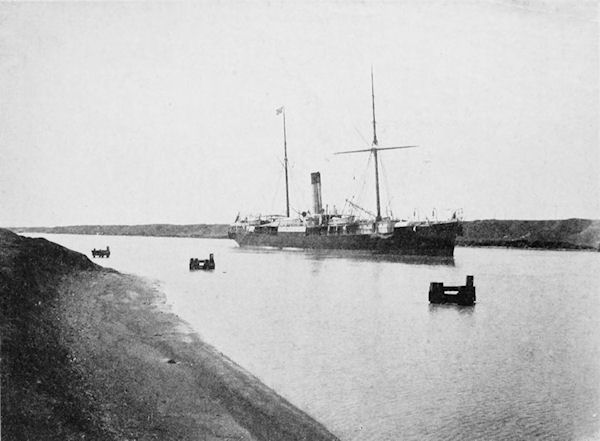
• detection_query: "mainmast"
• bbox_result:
[371,67,378,147]
[371,67,382,220]
[335,70,417,221]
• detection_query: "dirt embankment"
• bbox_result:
[457,218,600,250]
[0,229,340,441]
[14,224,230,239]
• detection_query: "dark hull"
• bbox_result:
[229,222,461,257]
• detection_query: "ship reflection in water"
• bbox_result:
[233,245,456,266]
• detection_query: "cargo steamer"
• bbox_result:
[229,215,460,256]
[228,71,462,256]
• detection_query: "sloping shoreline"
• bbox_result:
[0,229,340,440]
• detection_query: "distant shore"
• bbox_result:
[13,218,600,251]
[14,223,231,239]
[457,218,600,251]
[0,229,340,440]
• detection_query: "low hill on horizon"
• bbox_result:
[14,223,230,239]
[457,218,600,250]
[12,218,600,250]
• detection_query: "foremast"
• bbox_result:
[277,106,291,218]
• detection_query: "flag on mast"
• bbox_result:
[276,106,284,115]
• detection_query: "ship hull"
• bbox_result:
[229,221,461,257]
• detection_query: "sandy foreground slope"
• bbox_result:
[0,229,340,441]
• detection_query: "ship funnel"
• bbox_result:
[311,172,322,214]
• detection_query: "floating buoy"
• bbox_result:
[91,246,110,258]
[429,275,475,305]
[189,254,215,270]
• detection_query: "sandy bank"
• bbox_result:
[0,229,340,440]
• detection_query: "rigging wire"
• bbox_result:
[345,153,373,219]
[379,157,394,218]
[354,126,370,147]
[269,163,284,214]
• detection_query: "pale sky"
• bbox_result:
[1,0,598,226]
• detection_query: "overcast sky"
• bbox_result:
[1,0,598,226]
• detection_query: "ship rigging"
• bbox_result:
[335,68,417,221]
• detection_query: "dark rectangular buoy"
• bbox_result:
[189,254,215,270]
[429,275,475,305]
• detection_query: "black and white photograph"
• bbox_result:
[1,1,598,440]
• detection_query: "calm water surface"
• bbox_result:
[27,233,600,441]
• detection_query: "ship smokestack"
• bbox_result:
[311,172,322,214]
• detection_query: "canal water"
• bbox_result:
[26,233,600,441]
